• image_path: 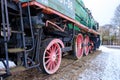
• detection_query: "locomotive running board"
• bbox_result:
[62,47,72,52]
[22,1,99,35]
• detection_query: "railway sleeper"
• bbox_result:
[0,66,26,77]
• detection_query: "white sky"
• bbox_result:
[83,0,120,26]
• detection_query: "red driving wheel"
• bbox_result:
[73,34,83,59]
[40,39,62,74]
[83,36,90,56]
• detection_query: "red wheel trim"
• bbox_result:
[84,36,90,55]
[46,39,64,49]
[43,39,62,74]
[75,34,83,59]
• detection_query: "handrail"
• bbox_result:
[45,20,66,32]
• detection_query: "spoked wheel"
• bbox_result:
[83,36,90,56]
[40,39,62,74]
[73,34,83,59]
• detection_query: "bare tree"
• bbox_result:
[112,4,120,45]
[112,4,120,27]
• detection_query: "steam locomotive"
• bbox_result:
[0,0,100,78]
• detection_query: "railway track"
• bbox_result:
[6,50,101,80]
[40,56,79,80]
[6,55,80,80]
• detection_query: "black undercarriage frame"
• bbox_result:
[0,0,42,78]
[0,0,77,78]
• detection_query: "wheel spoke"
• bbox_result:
[51,62,54,70]
[46,50,50,55]
[45,58,51,64]
[54,60,57,66]
[51,45,55,51]
[46,61,52,70]
[54,44,57,50]
[52,61,56,70]
[50,46,53,51]
[55,48,59,54]
[53,44,57,52]
[45,56,50,59]
[49,62,53,70]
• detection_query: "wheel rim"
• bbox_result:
[84,36,90,55]
[43,42,61,74]
[75,34,83,59]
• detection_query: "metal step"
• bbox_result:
[8,48,25,53]
[11,30,24,34]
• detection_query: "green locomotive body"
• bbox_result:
[20,0,75,19]
[20,0,98,31]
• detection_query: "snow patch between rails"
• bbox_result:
[99,46,109,50]
[0,60,16,70]
[99,46,111,52]
[99,46,120,53]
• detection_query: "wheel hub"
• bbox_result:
[51,53,56,61]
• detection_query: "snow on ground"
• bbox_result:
[0,61,16,70]
[101,46,120,80]
[79,46,120,80]
[99,45,120,53]
[99,46,112,52]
